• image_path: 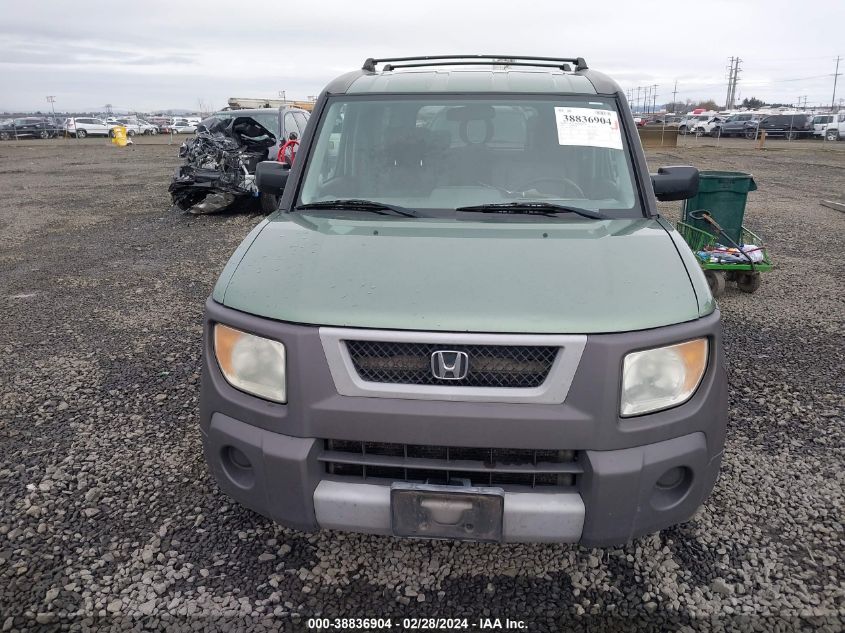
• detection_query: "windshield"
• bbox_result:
[299,96,639,214]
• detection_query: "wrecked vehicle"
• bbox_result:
[168,116,278,214]
[212,107,310,162]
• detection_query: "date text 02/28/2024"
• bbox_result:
[306,617,527,630]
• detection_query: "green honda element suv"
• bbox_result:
[200,55,727,546]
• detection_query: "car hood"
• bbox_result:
[216,215,703,334]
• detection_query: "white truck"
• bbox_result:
[824,112,845,141]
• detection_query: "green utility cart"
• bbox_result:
[676,171,772,297]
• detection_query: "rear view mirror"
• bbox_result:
[651,166,700,201]
[256,161,290,196]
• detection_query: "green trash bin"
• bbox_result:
[683,171,757,245]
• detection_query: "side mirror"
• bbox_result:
[256,160,290,196]
[651,166,699,201]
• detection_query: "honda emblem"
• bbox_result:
[430,350,469,380]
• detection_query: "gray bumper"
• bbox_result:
[200,298,728,546]
[202,411,721,545]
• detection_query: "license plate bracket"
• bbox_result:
[390,482,504,542]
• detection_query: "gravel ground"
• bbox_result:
[0,138,843,632]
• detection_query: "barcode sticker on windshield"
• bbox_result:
[554,107,623,150]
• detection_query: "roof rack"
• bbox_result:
[362,55,588,73]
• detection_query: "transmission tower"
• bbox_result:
[724,57,742,110]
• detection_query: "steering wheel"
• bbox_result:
[513,176,586,199]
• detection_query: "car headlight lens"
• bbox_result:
[213,324,286,403]
[621,338,708,416]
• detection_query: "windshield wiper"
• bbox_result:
[295,199,420,217]
[455,202,606,220]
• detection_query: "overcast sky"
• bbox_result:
[1,0,842,114]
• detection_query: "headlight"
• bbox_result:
[621,338,708,416]
[213,324,286,403]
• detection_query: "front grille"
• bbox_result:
[345,340,557,388]
[321,440,581,489]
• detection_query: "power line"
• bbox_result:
[773,73,832,83]
[672,73,833,98]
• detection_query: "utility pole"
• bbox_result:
[46,96,57,136]
[652,84,659,114]
[635,86,642,114]
[732,58,742,109]
[671,80,678,113]
[725,57,735,110]
[832,56,842,112]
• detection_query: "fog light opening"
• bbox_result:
[657,466,686,490]
[651,466,693,510]
[221,445,255,489]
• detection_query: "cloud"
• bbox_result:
[0,0,842,112]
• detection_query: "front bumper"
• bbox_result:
[200,298,728,546]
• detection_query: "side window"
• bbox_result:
[283,112,298,138]
[293,112,309,133]
[301,103,346,194]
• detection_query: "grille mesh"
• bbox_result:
[322,440,580,489]
[345,340,557,388]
